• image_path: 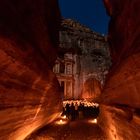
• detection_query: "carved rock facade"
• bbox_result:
[53,19,111,100]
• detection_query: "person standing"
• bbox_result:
[70,102,75,121]
[66,103,70,119]
[75,102,79,119]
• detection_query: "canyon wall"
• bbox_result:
[0,0,140,140]
[59,19,111,99]
[0,0,62,140]
[98,0,140,139]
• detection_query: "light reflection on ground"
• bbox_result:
[55,119,68,125]
[26,100,103,140]
[88,118,98,124]
[26,118,106,140]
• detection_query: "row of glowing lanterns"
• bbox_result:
[55,100,98,125]
[63,100,99,107]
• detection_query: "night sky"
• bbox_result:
[58,0,110,35]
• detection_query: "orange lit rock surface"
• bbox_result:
[82,78,102,100]
[0,0,62,140]
[102,0,140,109]
[102,0,140,108]
[98,0,140,139]
[0,0,140,140]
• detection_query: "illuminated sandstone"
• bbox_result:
[98,0,140,139]
[82,78,102,100]
[0,0,61,140]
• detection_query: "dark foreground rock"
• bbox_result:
[0,0,62,140]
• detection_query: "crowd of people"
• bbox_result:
[61,100,100,121]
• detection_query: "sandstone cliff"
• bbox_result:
[0,0,62,140]
[98,0,140,139]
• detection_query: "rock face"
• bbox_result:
[0,0,140,140]
[56,19,111,99]
[82,78,102,99]
[98,0,140,139]
[103,0,140,107]
[0,0,62,140]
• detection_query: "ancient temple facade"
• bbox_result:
[53,19,111,100]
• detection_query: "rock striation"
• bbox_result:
[98,0,140,139]
[0,0,62,140]
[0,0,140,140]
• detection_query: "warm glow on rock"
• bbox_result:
[0,0,139,139]
[0,1,61,139]
[82,78,102,100]
[88,119,98,124]
[55,119,68,125]
[61,115,67,119]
